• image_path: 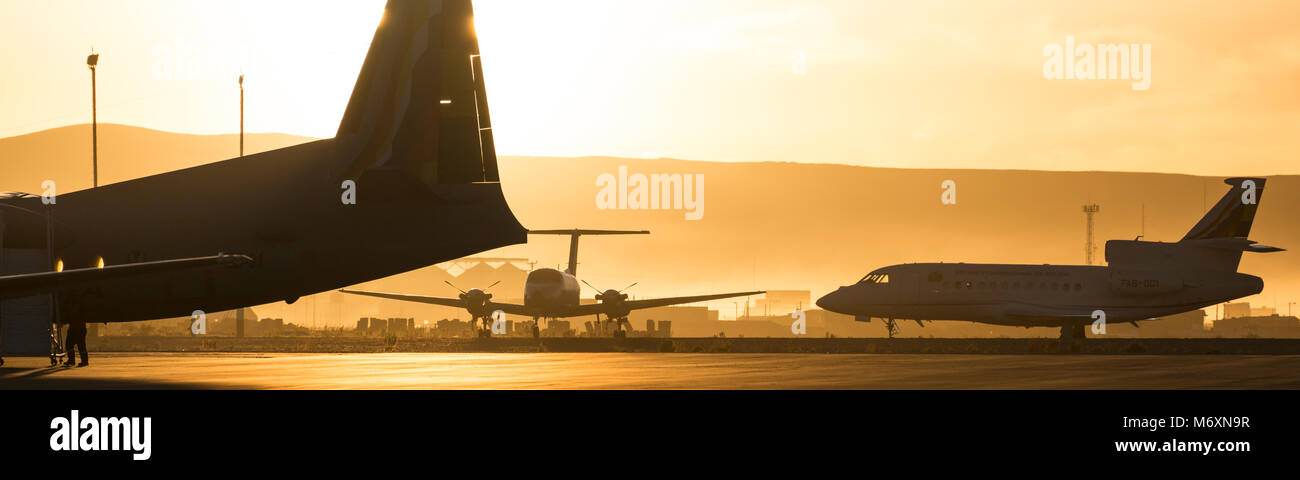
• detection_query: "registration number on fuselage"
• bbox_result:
[1119,278,1161,288]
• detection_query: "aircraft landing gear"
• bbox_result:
[1058,321,1086,353]
[48,321,66,367]
[609,317,625,339]
[475,316,493,338]
[613,316,630,338]
[884,318,899,339]
[532,318,541,339]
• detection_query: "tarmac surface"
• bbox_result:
[3,352,1299,389]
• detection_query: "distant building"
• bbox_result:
[655,320,671,338]
[435,319,473,338]
[1223,302,1251,319]
[1213,315,1300,338]
[542,320,574,337]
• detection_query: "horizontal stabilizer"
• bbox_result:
[528,229,651,276]
[1247,244,1285,253]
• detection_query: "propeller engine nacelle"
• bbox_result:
[460,289,494,318]
[595,289,628,303]
[594,289,632,319]
[583,280,637,320]
[448,280,499,318]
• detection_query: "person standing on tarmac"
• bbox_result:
[64,303,89,368]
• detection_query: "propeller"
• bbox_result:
[581,281,639,333]
[446,280,499,317]
[582,280,636,302]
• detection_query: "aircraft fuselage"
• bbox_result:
[522,268,581,317]
[6,139,524,323]
[816,262,1262,327]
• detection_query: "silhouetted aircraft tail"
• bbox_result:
[1106,177,1282,271]
[529,230,651,276]
[336,0,500,185]
[1182,177,1266,241]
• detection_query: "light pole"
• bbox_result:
[235,73,246,338]
[239,74,244,157]
[87,51,99,188]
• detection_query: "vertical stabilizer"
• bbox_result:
[1182,178,1266,241]
[336,0,499,186]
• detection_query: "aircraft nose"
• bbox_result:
[816,288,853,314]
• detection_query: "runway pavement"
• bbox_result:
[3,352,1299,389]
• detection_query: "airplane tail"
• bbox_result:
[335,0,500,185]
[1182,177,1266,241]
[1106,177,1283,272]
[529,230,651,276]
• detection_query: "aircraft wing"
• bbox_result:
[339,290,466,309]
[549,291,766,318]
[0,253,252,299]
[341,289,763,319]
[338,290,535,316]
[621,291,766,311]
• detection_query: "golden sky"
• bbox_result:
[1,0,1298,175]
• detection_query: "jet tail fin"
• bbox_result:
[1182,178,1266,241]
[335,0,499,185]
[1108,177,1280,272]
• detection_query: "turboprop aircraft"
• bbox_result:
[343,230,764,337]
[0,0,526,326]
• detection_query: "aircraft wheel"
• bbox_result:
[532,325,540,339]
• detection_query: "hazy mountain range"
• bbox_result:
[2,124,1296,327]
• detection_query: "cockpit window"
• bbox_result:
[857,273,890,284]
